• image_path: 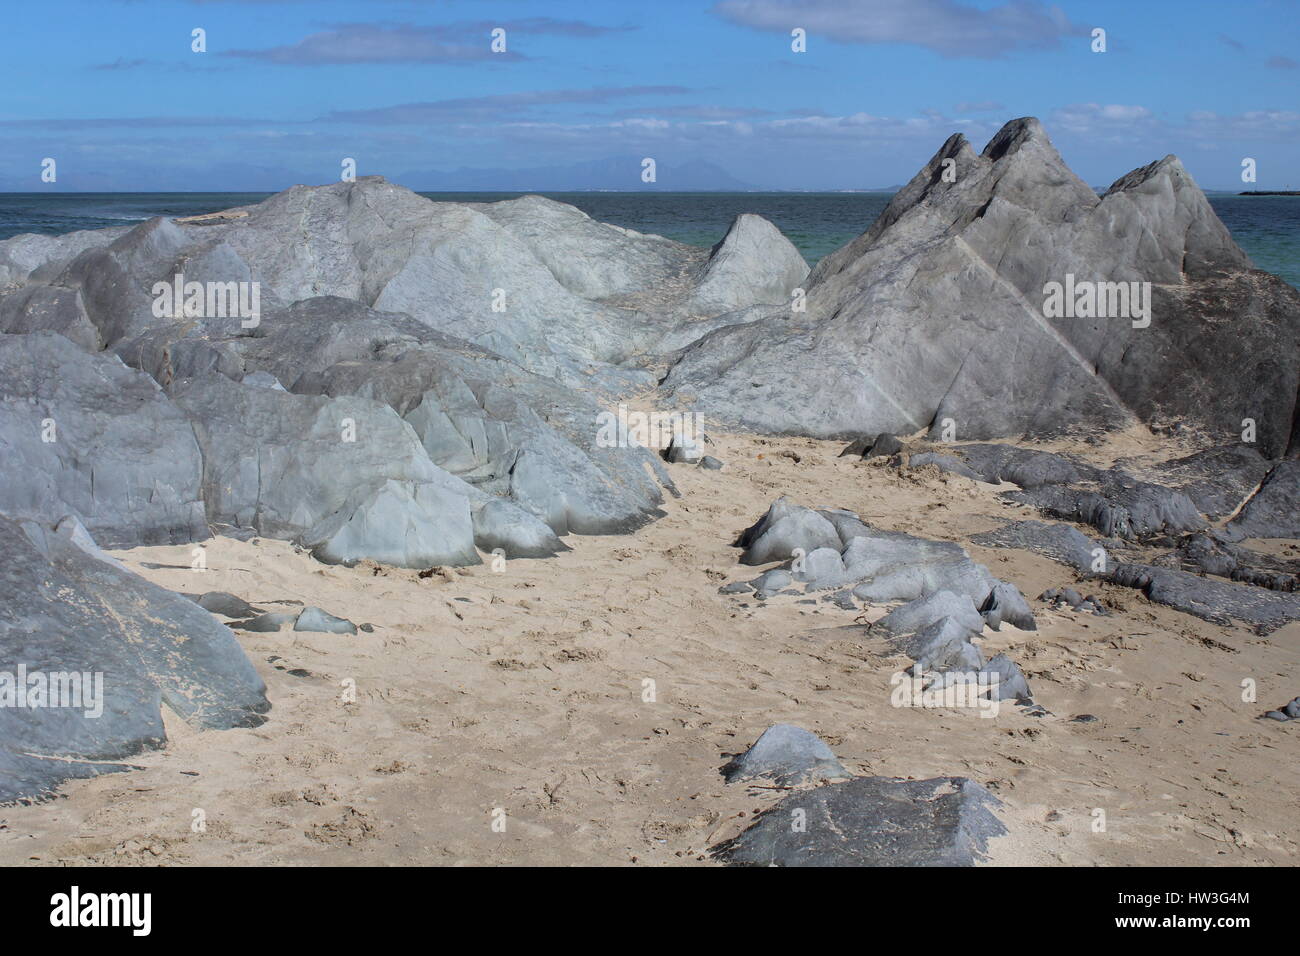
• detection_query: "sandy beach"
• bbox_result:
[3,427,1295,867]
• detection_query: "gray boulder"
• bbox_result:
[874,590,986,638]
[214,297,674,540]
[685,213,809,318]
[0,286,99,352]
[738,497,842,565]
[185,591,264,619]
[472,498,570,560]
[721,724,849,787]
[981,654,1033,702]
[0,180,800,386]
[981,581,1037,631]
[170,374,483,567]
[0,225,126,289]
[294,606,358,635]
[0,514,268,804]
[711,775,1006,867]
[751,569,793,592]
[904,616,985,674]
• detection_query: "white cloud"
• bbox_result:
[713,0,1087,59]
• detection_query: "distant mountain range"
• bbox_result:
[395,156,758,192]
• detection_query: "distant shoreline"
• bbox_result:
[1239,191,1300,196]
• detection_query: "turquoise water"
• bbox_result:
[1,191,1296,287]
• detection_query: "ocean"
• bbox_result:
[1,191,1297,288]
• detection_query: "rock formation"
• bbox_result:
[0,514,268,803]
[1,116,1297,808]
[661,119,1300,459]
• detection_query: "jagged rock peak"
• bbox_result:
[981,116,1049,160]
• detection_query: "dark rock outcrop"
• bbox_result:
[1110,563,1300,633]
[971,520,1111,576]
[1229,461,1300,540]
[712,775,1006,867]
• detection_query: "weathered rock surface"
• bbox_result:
[875,590,986,638]
[685,213,809,318]
[982,581,1037,631]
[971,520,1110,576]
[0,514,268,803]
[1229,461,1300,539]
[165,296,675,543]
[924,444,1101,489]
[918,443,1210,542]
[0,332,207,547]
[711,775,1006,866]
[662,119,1299,458]
[902,616,985,674]
[1141,445,1273,520]
[0,180,802,384]
[981,653,1033,701]
[1110,563,1300,633]
[170,374,484,567]
[1006,477,1205,541]
[721,724,849,787]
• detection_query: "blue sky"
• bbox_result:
[1,0,1297,191]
